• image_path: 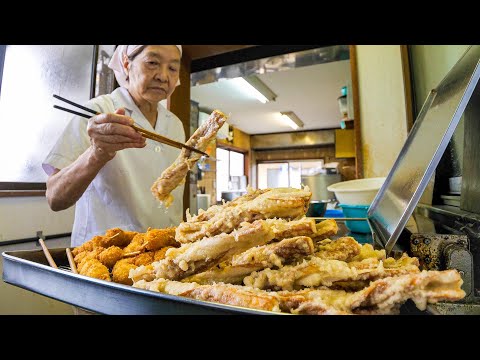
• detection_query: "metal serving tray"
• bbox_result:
[2,222,371,315]
[2,247,277,315]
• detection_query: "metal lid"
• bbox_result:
[368,45,480,254]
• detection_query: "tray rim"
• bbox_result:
[2,248,287,315]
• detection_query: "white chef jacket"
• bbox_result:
[43,87,185,246]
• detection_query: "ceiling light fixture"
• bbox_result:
[280,111,304,130]
[230,75,277,103]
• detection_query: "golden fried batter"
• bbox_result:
[73,246,105,265]
[71,236,104,256]
[154,247,173,261]
[144,227,178,251]
[112,258,137,285]
[123,233,146,253]
[77,258,111,281]
[133,251,155,266]
[103,228,138,248]
[98,246,124,268]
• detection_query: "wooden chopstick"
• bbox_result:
[53,95,208,157]
[38,238,58,269]
[66,248,78,274]
[131,125,208,156]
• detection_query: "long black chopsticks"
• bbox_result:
[52,94,208,157]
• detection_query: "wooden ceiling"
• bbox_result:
[182,45,256,60]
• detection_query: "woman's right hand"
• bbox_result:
[87,108,146,162]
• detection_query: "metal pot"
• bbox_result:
[306,200,329,217]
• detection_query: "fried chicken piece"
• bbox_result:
[73,246,105,265]
[184,236,315,285]
[129,264,155,283]
[133,278,200,295]
[103,228,138,248]
[112,258,137,285]
[77,258,111,281]
[281,270,465,315]
[134,278,281,313]
[132,219,275,282]
[175,187,313,243]
[144,227,178,251]
[231,236,314,268]
[315,237,361,262]
[71,236,104,256]
[123,233,146,253]
[310,219,339,241]
[98,246,124,269]
[134,269,465,314]
[244,253,420,291]
[154,247,173,261]
[151,109,228,207]
[266,217,317,240]
[133,251,155,266]
[350,243,386,262]
[188,188,270,223]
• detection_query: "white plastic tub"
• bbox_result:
[327,177,386,205]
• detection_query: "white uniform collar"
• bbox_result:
[110,87,166,131]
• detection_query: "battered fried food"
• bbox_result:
[184,236,315,285]
[151,109,228,207]
[135,269,464,315]
[144,227,178,251]
[77,258,111,281]
[123,233,146,253]
[132,219,275,281]
[133,251,155,266]
[310,218,339,240]
[315,237,362,261]
[266,217,338,242]
[282,270,465,315]
[175,187,313,243]
[188,188,269,223]
[154,247,173,261]
[73,246,105,265]
[244,252,420,291]
[71,236,104,256]
[104,228,138,248]
[98,246,124,268]
[134,279,282,313]
[112,258,137,285]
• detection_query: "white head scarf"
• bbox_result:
[108,45,182,88]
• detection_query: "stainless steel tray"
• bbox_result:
[2,248,278,315]
[2,221,372,315]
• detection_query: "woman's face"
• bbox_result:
[124,45,181,104]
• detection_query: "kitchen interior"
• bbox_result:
[1,45,479,314]
[189,45,356,218]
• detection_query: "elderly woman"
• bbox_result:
[43,45,185,247]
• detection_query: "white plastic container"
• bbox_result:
[327,177,386,205]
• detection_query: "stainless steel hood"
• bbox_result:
[368,45,480,254]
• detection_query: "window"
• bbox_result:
[0,45,96,194]
[258,160,324,189]
[216,148,245,202]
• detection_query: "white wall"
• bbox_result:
[355,45,408,178]
[0,197,74,242]
[410,45,470,174]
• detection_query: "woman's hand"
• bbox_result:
[87,108,146,162]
